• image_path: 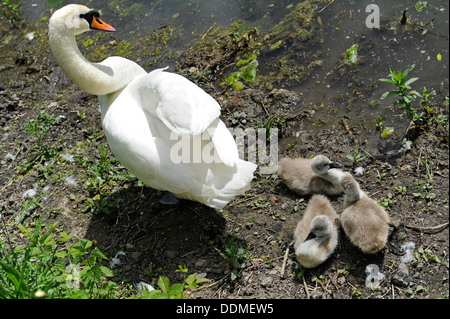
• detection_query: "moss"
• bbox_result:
[108,0,142,17]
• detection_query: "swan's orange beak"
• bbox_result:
[90,17,116,32]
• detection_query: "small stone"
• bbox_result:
[166,250,179,259]
[261,277,272,287]
[131,252,141,260]
[195,259,207,267]
[392,262,414,287]
[269,196,277,205]
[401,164,413,172]
[269,267,280,276]
[391,218,401,229]
[47,101,59,108]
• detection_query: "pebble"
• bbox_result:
[166,250,179,259]
[392,262,414,287]
[261,276,272,287]
[195,259,207,267]
[130,252,140,260]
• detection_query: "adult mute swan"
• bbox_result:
[49,4,257,209]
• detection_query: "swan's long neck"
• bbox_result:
[49,28,144,96]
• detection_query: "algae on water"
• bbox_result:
[347,44,358,65]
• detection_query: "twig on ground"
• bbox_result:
[403,222,449,233]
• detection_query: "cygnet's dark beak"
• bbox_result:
[304,232,317,242]
[329,162,343,169]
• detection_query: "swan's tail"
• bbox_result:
[184,159,257,209]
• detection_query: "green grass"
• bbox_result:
[0,213,116,299]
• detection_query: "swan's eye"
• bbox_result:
[80,10,100,26]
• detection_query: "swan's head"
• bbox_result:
[49,4,115,36]
[305,215,333,241]
[341,172,362,201]
[310,155,343,175]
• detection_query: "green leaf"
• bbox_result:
[378,78,395,84]
[100,266,114,277]
[403,95,414,103]
[402,64,415,81]
[404,77,419,88]
[196,277,211,285]
[157,276,170,294]
[38,233,51,245]
[185,273,197,287]
[227,72,240,85]
[147,290,167,299]
[381,127,395,139]
[55,251,67,258]
[90,247,108,260]
[389,66,396,76]
[0,261,28,294]
[16,224,30,236]
[381,90,401,99]
[168,283,185,298]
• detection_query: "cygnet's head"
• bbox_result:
[49,4,115,36]
[305,215,333,241]
[311,155,343,175]
[341,172,362,201]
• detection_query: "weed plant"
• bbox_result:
[0,213,116,299]
[215,238,252,281]
[21,110,60,174]
[379,64,448,136]
[346,147,366,167]
[139,265,210,299]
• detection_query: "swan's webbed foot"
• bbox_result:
[159,191,180,205]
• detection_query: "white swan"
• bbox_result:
[48,4,257,209]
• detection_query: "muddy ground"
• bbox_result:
[0,1,448,300]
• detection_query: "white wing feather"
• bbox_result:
[139,68,221,136]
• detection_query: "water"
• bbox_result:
[21,0,449,130]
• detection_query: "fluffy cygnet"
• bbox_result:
[294,195,340,268]
[340,173,390,254]
[277,155,345,195]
